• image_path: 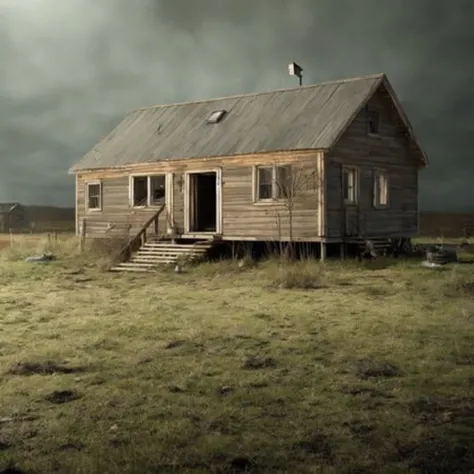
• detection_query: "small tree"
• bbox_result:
[273,161,321,259]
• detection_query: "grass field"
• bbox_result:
[1,236,474,473]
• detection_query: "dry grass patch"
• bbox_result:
[1,251,474,473]
[266,258,326,289]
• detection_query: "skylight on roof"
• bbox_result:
[207,110,226,124]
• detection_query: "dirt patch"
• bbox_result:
[228,456,256,472]
[0,440,12,451]
[0,466,26,474]
[71,276,93,283]
[409,396,474,425]
[252,312,273,321]
[354,358,401,379]
[168,384,186,393]
[398,435,472,473]
[242,356,276,370]
[44,389,81,404]
[442,276,474,297]
[343,419,375,440]
[164,340,186,349]
[7,360,85,376]
[58,442,84,451]
[293,432,334,462]
[341,385,394,399]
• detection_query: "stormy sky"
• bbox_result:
[0,0,473,210]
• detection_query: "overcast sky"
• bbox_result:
[1,0,473,210]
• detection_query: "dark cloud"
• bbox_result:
[0,0,473,209]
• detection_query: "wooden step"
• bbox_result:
[110,266,156,273]
[142,244,212,251]
[111,238,215,273]
[130,257,177,264]
[138,247,208,254]
[115,262,159,268]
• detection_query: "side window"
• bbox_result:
[86,182,102,210]
[374,170,389,207]
[367,109,380,135]
[275,165,292,199]
[342,167,357,204]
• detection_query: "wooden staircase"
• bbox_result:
[109,204,216,273]
[110,239,214,272]
[346,237,393,257]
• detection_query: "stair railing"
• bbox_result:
[116,204,165,263]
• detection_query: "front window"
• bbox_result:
[276,165,292,199]
[150,175,166,205]
[257,167,273,200]
[131,175,166,207]
[255,165,292,201]
[86,182,102,210]
[343,167,357,204]
[132,177,148,206]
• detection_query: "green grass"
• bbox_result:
[1,237,474,473]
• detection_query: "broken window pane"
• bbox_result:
[257,167,273,200]
[133,176,148,206]
[276,165,292,199]
[368,110,380,135]
[150,175,166,205]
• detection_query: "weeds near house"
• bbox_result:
[1,241,474,473]
[268,257,325,289]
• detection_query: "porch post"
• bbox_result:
[320,242,326,262]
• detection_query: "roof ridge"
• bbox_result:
[132,73,386,112]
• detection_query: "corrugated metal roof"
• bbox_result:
[71,73,386,171]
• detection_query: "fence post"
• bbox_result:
[80,219,87,253]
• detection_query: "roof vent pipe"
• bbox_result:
[288,62,303,86]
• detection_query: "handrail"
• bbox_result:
[116,203,165,262]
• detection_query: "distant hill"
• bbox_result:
[24,205,75,232]
[25,205,75,222]
[419,211,474,238]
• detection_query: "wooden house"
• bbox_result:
[69,73,428,271]
[0,203,27,233]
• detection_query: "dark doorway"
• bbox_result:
[190,172,217,232]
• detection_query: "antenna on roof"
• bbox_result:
[288,62,303,86]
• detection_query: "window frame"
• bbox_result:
[367,108,380,136]
[373,168,389,208]
[253,164,292,203]
[85,181,102,212]
[129,174,168,208]
[342,166,358,206]
[149,174,167,206]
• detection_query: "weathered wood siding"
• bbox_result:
[76,175,166,238]
[76,151,322,241]
[325,84,420,238]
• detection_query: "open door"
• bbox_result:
[184,169,222,235]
